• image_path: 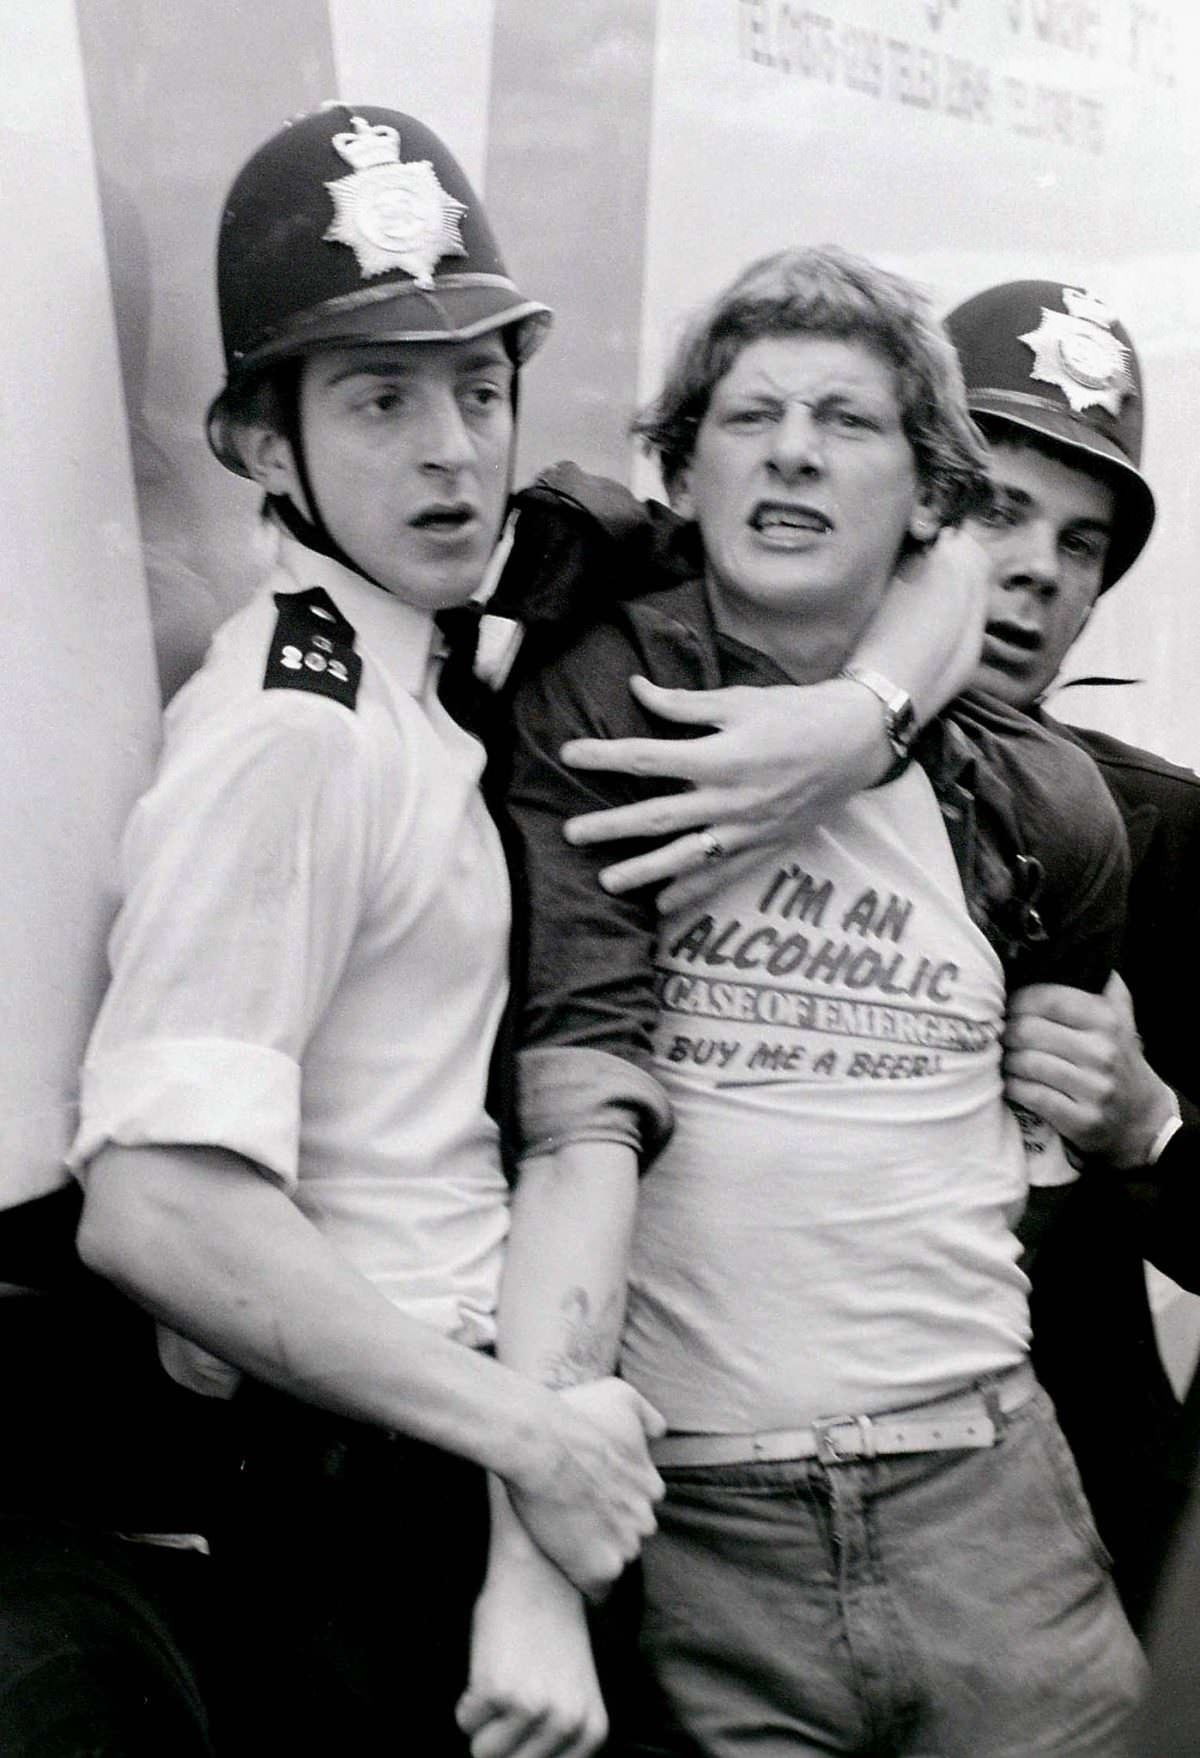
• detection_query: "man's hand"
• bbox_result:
[560,673,890,911]
[508,1377,664,1599]
[557,525,988,913]
[1004,973,1177,1169]
[458,1520,608,1758]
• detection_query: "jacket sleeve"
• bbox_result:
[500,622,675,1167]
[490,464,690,651]
[946,692,1131,995]
[1114,1096,1200,1292]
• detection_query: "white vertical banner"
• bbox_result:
[0,0,160,1201]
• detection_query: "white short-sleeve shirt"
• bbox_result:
[71,537,512,1384]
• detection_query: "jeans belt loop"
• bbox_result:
[979,1376,1005,1437]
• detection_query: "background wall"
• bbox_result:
[632,0,1200,771]
[1,0,160,1204]
[4,0,1198,1364]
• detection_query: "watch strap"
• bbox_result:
[838,663,918,775]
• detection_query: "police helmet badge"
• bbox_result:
[1018,287,1135,417]
[324,113,468,285]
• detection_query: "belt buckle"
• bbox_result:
[812,1412,875,1465]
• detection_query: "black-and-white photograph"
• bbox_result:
[3,3,1199,1752]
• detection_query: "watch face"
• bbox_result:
[839,665,916,760]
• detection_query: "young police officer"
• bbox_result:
[70,103,668,1755]
[943,281,1200,1626]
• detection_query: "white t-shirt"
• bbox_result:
[70,539,512,1392]
[622,762,1030,1431]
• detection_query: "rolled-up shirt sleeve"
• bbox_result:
[71,695,375,1190]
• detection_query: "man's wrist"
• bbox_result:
[837,664,918,780]
[1112,1083,1183,1172]
[485,1379,563,1494]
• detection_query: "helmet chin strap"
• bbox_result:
[264,360,383,586]
[265,341,524,594]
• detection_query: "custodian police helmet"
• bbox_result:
[207,102,552,475]
[944,281,1155,589]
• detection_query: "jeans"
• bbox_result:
[629,1387,1145,1757]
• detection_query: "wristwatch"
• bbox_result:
[838,664,918,777]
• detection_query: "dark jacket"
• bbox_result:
[1023,716,1200,1626]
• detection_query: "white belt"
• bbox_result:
[651,1361,1037,1468]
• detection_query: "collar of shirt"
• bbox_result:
[275,532,438,699]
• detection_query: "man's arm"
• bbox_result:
[457,1141,648,1758]
[77,1142,662,1594]
[71,691,662,1592]
[558,526,988,908]
[458,603,679,1756]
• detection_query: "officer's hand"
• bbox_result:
[508,1377,664,1599]
[458,1532,606,1758]
[1004,973,1177,1169]
[559,673,891,910]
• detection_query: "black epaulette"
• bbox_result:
[263,587,362,710]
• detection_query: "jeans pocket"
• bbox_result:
[1028,1393,1116,1574]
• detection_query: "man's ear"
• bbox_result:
[670,462,695,521]
[908,489,942,543]
[239,426,299,500]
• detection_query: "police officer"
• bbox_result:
[71,103,668,1756]
[944,281,1200,1627]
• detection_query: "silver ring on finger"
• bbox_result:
[697,828,725,864]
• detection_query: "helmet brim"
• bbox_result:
[208,276,552,476]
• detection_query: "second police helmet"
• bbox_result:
[207,101,553,474]
[943,281,1155,589]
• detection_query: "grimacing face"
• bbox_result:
[674,334,936,673]
[264,336,515,610]
[971,438,1117,710]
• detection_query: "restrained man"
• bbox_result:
[494,246,1143,1756]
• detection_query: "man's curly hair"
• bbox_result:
[634,244,992,528]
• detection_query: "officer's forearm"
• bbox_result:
[76,1141,562,1486]
[857,527,987,724]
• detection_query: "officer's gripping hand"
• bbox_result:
[1004,973,1177,1169]
[507,1377,664,1600]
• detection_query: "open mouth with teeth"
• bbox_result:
[749,503,832,537]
